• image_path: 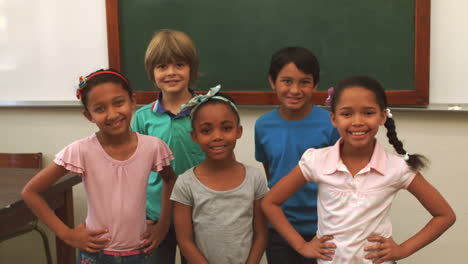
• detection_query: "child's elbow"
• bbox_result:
[447,210,456,227]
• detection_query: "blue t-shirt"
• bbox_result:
[255,105,340,235]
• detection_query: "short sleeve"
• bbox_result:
[254,122,266,163]
[253,168,269,200]
[170,173,193,206]
[396,161,417,189]
[54,141,84,175]
[151,138,174,172]
[298,148,319,182]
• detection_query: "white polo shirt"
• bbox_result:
[299,139,416,264]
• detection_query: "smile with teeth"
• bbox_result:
[350,131,366,136]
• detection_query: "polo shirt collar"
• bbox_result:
[150,89,196,118]
[323,139,387,176]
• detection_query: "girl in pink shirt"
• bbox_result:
[22,69,176,264]
[262,76,456,264]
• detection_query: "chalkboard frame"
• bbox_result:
[105,0,430,106]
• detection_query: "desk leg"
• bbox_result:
[55,189,76,264]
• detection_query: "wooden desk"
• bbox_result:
[0,168,82,264]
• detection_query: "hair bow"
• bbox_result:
[180,85,221,111]
[324,87,334,106]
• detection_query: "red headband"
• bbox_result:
[76,70,129,99]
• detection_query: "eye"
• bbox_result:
[114,99,125,106]
[156,64,167,70]
[223,126,233,132]
[94,106,105,113]
[340,112,351,117]
[200,128,210,135]
[281,79,292,85]
[175,62,186,68]
[301,79,312,85]
[365,111,376,115]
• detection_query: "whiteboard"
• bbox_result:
[0,0,467,104]
[429,0,468,104]
[0,0,108,102]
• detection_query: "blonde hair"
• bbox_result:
[144,29,199,88]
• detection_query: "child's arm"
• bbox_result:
[22,163,109,252]
[245,198,268,264]
[364,172,456,263]
[261,165,336,260]
[141,165,176,253]
[261,162,271,181]
[173,202,209,264]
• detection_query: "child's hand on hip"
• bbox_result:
[365,236,406,263]
[62,222,110,252]
[297,235,336,261]
[140,219,170,253]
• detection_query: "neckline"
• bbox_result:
[190,164,248,193]
[276,105,315,122]
[92,132,140,165]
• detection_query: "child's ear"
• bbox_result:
[83,110,94,123]
[330,112,337,128]
[268,76,276,91]
[131,93,137,109]
[191,130,199,143]
[312,83,318,92]
[236,125,243,139]
[380,111,387,126]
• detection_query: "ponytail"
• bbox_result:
[384,116,428,171]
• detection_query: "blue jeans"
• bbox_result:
[266,229,317,264]
[146,223,186,264]
[77,249,150,264]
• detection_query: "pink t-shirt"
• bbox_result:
[299,139,416,264]
[54,133,173,252]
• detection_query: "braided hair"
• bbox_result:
[330,76,427,171]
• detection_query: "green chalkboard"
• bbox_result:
[106,0,429,105]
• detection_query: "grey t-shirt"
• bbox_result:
[170,164,269,264]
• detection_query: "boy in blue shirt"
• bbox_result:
[255,47,340,264]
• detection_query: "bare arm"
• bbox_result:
[261,165,335,260]
[245,199,268,264]
[365,173,456,263]
[173,202,209,264]
[262,163,271,181]
[142,165,177,253]
[22,163,108,251]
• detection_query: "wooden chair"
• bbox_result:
[0,153,52,264]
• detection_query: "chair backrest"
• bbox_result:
[0,153,43,169]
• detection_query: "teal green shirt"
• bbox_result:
[132,97,205,221]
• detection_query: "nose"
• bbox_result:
[351,114,363,126]
[212,129,223,141]
[166,65,176,76]
[107,107,119,120]
[289,82,300,94]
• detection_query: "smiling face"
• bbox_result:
[331,86,386,154]
[153,61,191,96]
[191,102,242,162]
[83,82,135,138]
[269,62,317,120]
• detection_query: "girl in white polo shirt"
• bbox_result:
[262,76,456,264]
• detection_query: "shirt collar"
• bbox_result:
[151,89,196,118]
[323,139,387,176]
